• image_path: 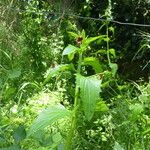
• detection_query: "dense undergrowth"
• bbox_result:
[0,0,150,150]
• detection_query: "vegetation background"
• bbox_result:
[0,0,150,150]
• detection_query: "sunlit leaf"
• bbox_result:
[83,35,106,46]
[77,74,102,121]
[81,29,86,39]
[44,64,73,84]
[109,48,116,57]
[95,100,109,112]
[28,104,71,137]
[113,142,125,150]
[62,44,78,56]
[68,32,79,38]
[68,52,75,61]
[83,57,103,73]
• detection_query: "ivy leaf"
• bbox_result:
[63,44,78,56]
[28,104,71,137]
[83,57,103,73]
[77,75,102,121]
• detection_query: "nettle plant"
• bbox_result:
[27,30,117,149]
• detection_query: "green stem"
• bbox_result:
[106,23,111,65]
[65,53,83,150]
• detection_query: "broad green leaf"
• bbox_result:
[28,104,71,137]
[77,75,102,121]
[62,44,78,56]
[68,52,75,61]
[13,125,26,143]
[109,63,118,77]
[113,142,124,150]
[44,64,73,84]
[83,35,106,46]
[8,68,21,79]
[83,57,103,73]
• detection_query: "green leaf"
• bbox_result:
[8,68,21,79]
[113,142,124,150]
[28,105,71,137]
[0,49,11,60]
[68,53,75,61]
[44,64,73,84]
[83,57,103,73]
[83,35,106,46]
[129,103,143,121]
[68,32,78,38]
[109,63,118,77]
[13,125,26,143]
[52,132,62,143]
[109,26,115,35]
[81,29,86,39]
[77,75,102,121]
[62,45,78,56]
[96,49,106,55]
[109,48,116,57]
[95,100,109,112]
[143,128,150,135]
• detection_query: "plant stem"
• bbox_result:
[65,53,83,150]
[106,23,111,65]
